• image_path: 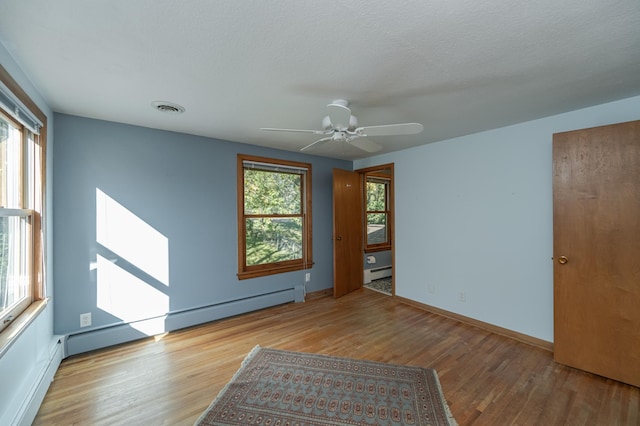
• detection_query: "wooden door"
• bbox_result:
[333,168,363,298]
[553,120,640,387]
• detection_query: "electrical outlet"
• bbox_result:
[305,272,311,282]
[80,312,92,327]
[428,284,435,294]
[458,292,467,303]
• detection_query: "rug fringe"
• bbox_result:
[194,345,263,425]
[243,344,263,365]
[432,371,458,426]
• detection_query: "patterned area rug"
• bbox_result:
[196,346,456,425]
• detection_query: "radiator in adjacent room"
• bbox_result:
[363,265,392,284]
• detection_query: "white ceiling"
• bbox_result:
[1,1,640,160]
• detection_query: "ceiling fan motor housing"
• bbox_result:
[333,131,348,140]
[322,114,358,131]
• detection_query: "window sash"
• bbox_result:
[243,168,303,216]
[366,212,389,246]
[244,216,304,267]
[0,209,33,333]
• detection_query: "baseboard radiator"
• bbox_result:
[363,265,392,284]
[14,338,64,426]
[65,287,299,356]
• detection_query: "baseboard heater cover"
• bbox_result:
[65,288,295,356]
[363,265,392,284]
[14,338,64,426]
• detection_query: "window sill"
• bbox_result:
[0,298,49,359]
[365,245,392,253]
[238,263,314,280]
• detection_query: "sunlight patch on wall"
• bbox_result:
[96,254,169,325]
[95,188,170,336]
[96,188,169,285]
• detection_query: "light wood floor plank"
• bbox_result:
[33,289,640,425]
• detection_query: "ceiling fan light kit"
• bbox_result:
[261,99,423,153]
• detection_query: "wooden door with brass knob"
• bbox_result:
[553,120,640,387]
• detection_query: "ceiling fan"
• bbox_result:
[261,99,423,153]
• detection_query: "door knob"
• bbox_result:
[335,236,342,241]
[558,256,568,265]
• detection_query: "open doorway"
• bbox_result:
[357,164,394,296]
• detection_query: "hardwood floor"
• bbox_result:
[34,289,639,425]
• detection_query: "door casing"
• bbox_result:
[332,164,395,298]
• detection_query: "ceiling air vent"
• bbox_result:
[151,101,185,114]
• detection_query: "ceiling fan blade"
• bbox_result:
[300,137,332,152]
[356,123,424,137]
[327,103,351,131]
[261,127,326,135]
[348,137,382,153]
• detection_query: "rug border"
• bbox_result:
[194,345,264,425]
[195,345,457,426]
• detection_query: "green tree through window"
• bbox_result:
[244,169,302,265]
[237,155,312,279]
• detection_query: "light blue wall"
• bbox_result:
[0,44,58,425]
[355,95,640,342]
[53,114,350,337]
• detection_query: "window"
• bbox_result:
[237,155,312,279]
[0,66,46,334]
[364,172,391,252]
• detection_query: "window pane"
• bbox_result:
[0,117,22,208]
[0,215,31,316]
[367,213,388,245]
[366,181,386,211]
[245,217,302,266]
[244,169,301,215]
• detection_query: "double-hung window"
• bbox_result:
[237,155,312,279]
[0,66,46,334]
[365,174,391,251]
